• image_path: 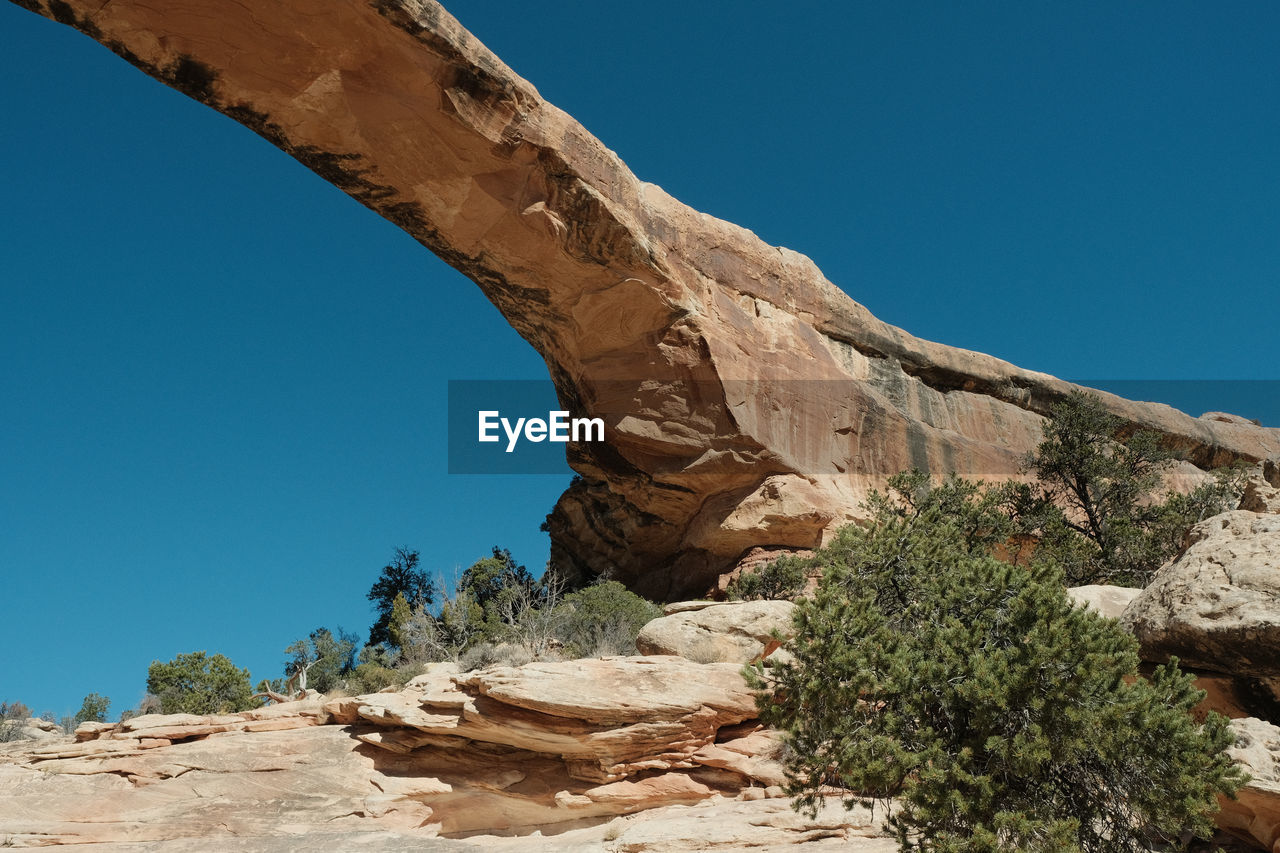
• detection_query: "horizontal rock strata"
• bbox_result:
[0,657,792,846]
[11,0,1280,597]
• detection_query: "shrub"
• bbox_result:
[752,497,1244,852]
[554,580,662,657]
[74,693,110,724]
[342,643,411,694]
[0,701,32,743]
[146,651,256,715]
[726,554,808,601]
[457,641,535,672]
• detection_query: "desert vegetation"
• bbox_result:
[732,393,1251,851]
[731,391,1245,601]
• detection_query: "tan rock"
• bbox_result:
[1123,511,1280,677]
[636,601,796,664]
[1067,585,1142,621]
[1217,717,1280,852]
[0,656,787,845]
[1240,458,1280,514]
[18,0,1280,600]
[458,657,757,723]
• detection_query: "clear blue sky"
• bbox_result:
[2,2,1277,719]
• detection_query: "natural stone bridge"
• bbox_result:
[13,0,1278,598]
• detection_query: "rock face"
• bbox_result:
[636,600,795,664]
[1219,717,1280,852]
[1123,510,1280,678]
[1241,459,1280,514]
[12,0,1280,598]
[0,657,811,846]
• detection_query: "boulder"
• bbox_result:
[1067,585,1141,620]
[636,601,796,664]
[16,0,1280,599]
[1123,511,1280,678]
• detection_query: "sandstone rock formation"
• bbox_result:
[11,0,1280,598]
[1123,510,1280,679]
[0,657,818,847]
[1241,459,1280,514]
[635,600,795,664]
[1067,584,1142,621]
[1219,717,1280,852]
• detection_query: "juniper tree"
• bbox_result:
[146,651,255,715]
[367,547,436,646]
[1016,391,1242,586]
[74,693,110,724]
[751,491,1244,852]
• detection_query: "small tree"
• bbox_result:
[397,588,484,664]
[0,701,32,742]
[457,547,540,643]
[367,547,436,646]
[554,580,662,657]
[1018,391,1241,586]
[147,651,255,715]
[726,554,808,601]
[74,693,110,724]
[283,627,357,694]
[752,493,1244,852]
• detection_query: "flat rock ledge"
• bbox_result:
[0,657,817,848]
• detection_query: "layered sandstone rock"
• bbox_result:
[0,657,808,846]
[636,600,795,664]
[12,0,1280,597]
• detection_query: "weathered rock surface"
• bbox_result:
[636,600,796,664]
[1218,717,1280,852]
[12,0,1280,598]
[1123,511,1280,678]
[1068,585,1142,620]
[1241,459,1280,514]
[0,657,810,846]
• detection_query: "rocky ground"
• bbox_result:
[0,650,881,850]
[4,466,1279,850]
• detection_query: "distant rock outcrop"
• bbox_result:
[11,0,1280,597]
